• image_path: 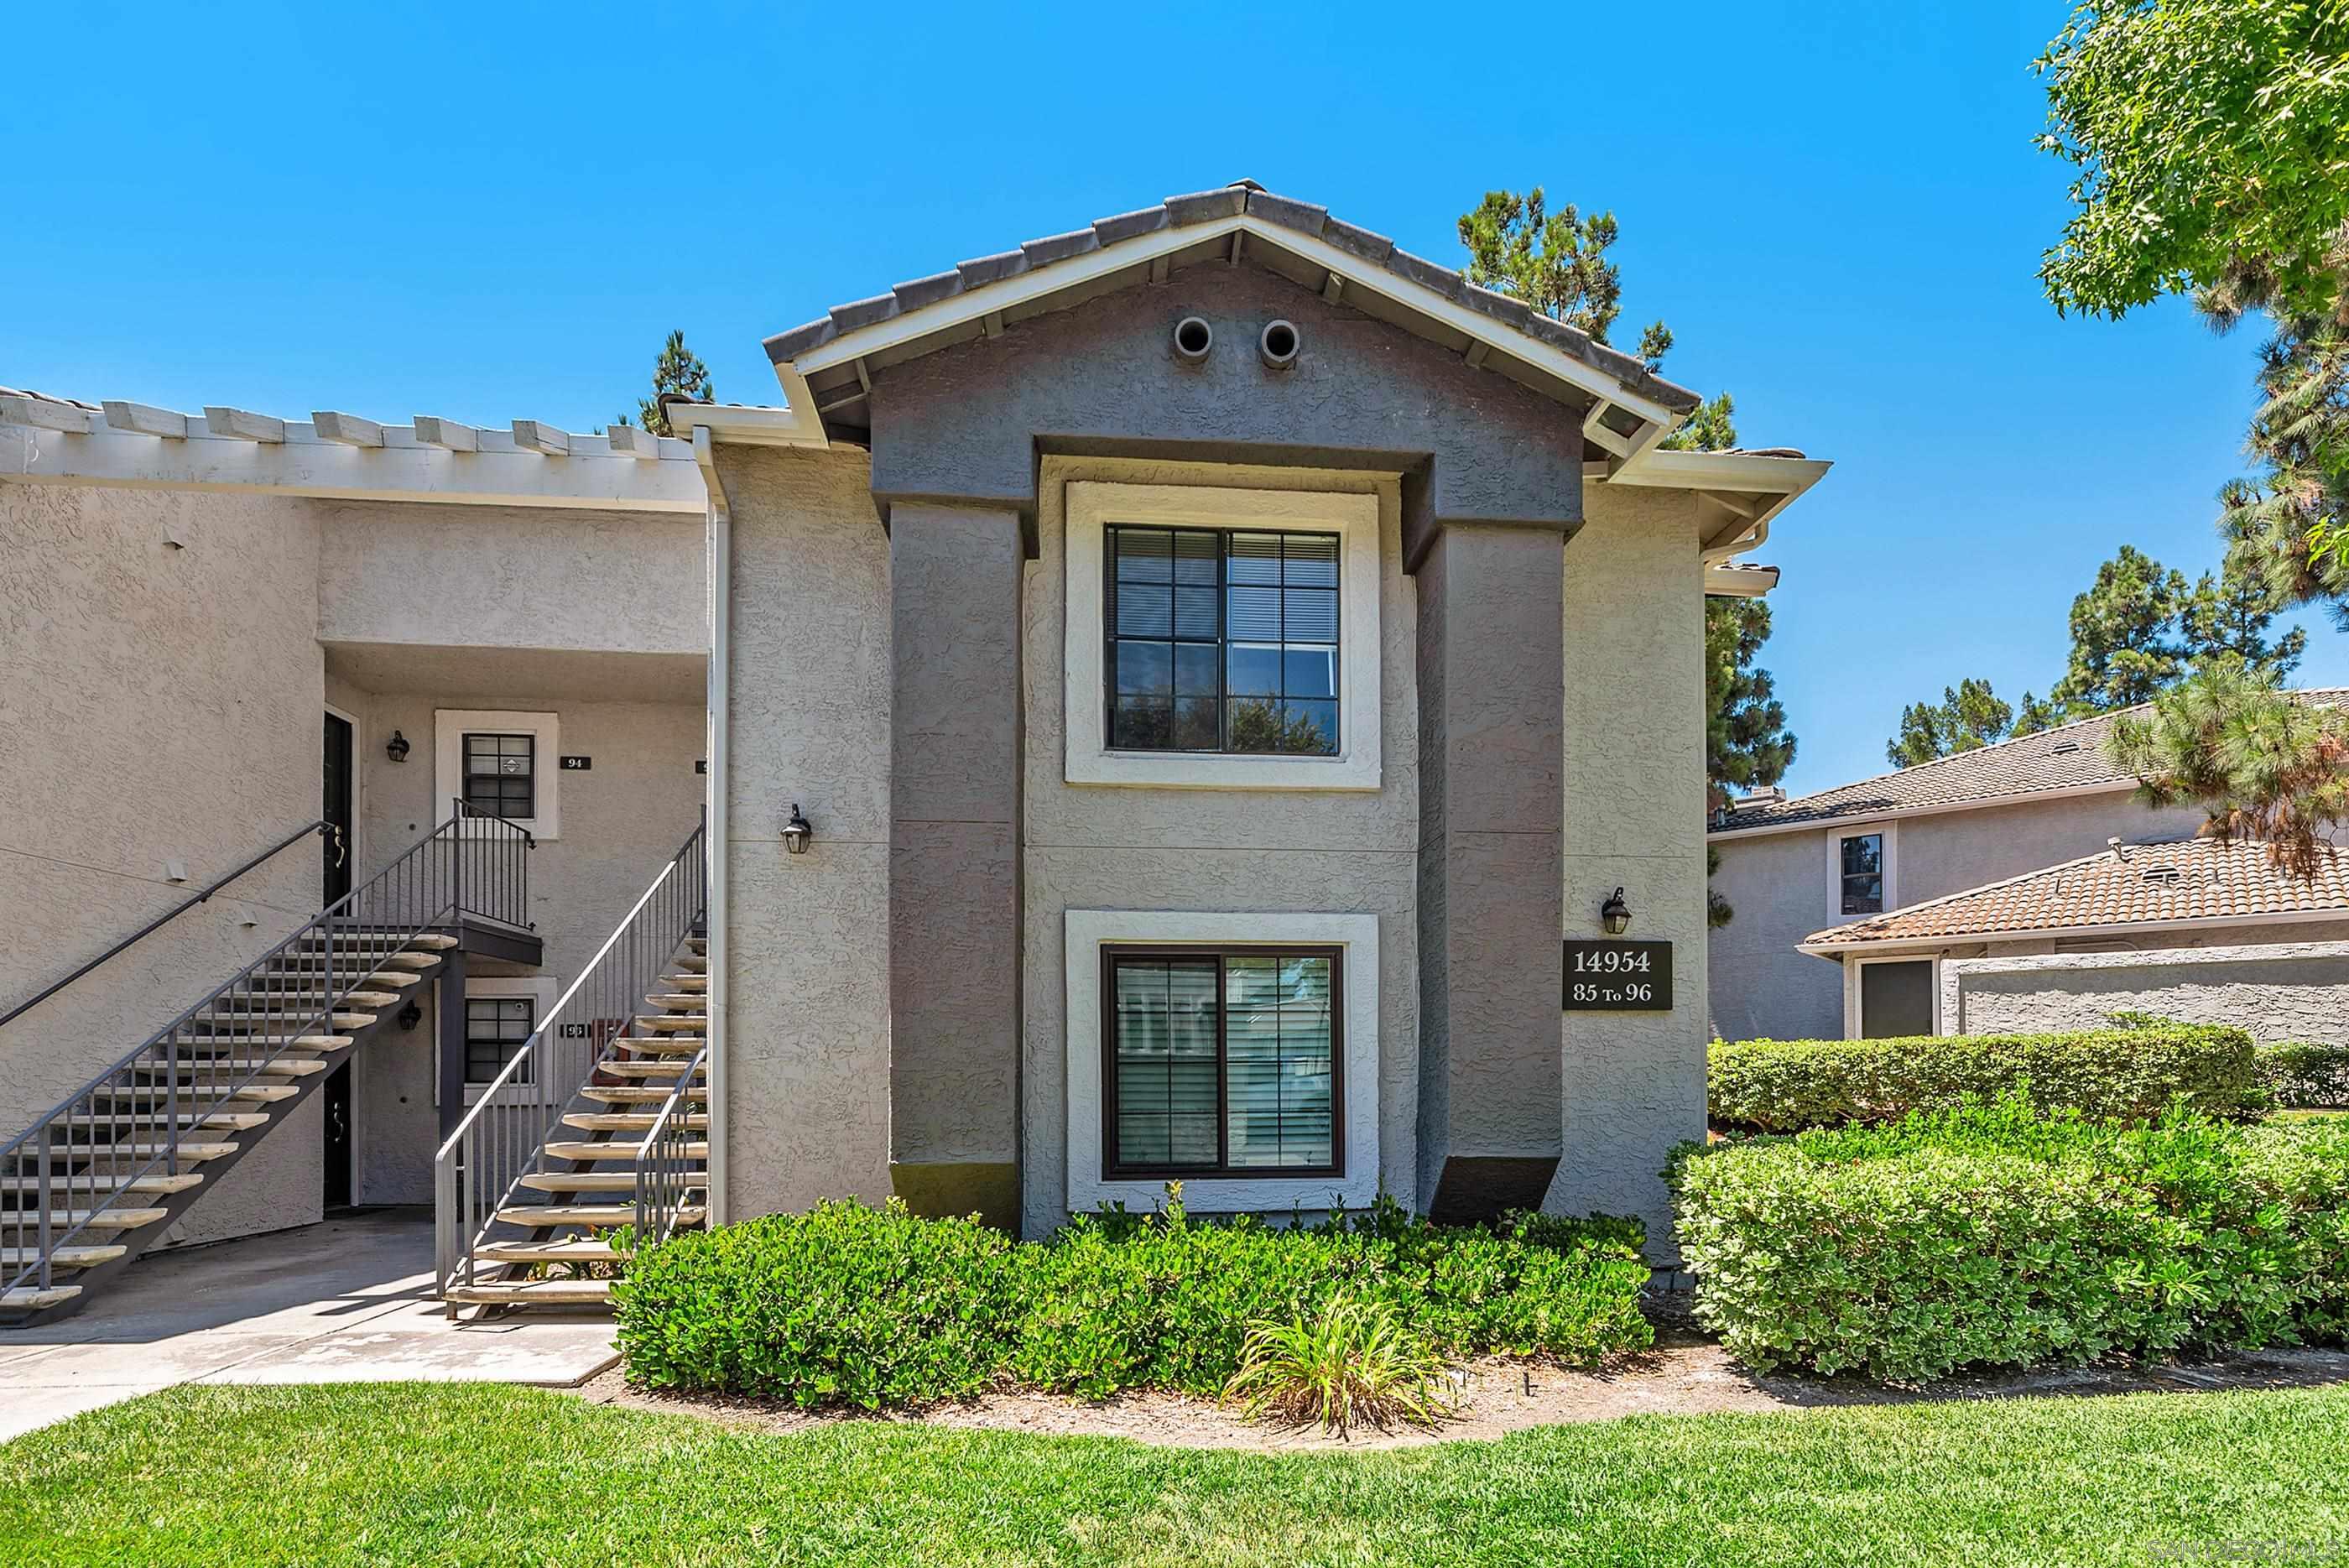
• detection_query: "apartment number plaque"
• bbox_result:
[560,755,592,771]
[1561,940,1673,1011]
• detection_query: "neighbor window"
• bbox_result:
[465,995,535,1084]
[461,732,536,820]
[1840,832,1885,915]
[1103,947,1339,1176]
[1104,526,1339,756]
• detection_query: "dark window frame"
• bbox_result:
[1102,525,1341,758]
[461,731,537,820]
[1099,943,1344,1181]
[1839,831,1886,916]
[464,992,537,1085]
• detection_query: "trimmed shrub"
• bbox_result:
[1706,1024,2264,1132]
[1669,1094,2349,1383]
[615,1193,1653,1407]
[2260,1041,2349,1110]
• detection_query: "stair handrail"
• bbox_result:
[3,806,534,1305]
[634,1040,709,1248]
[0,818,338,1034]
[435,820,706,1299]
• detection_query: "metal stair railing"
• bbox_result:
[635,1041,709,1247]
[435,820,706,1300]
[0,805,534,1306]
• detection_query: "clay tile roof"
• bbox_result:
[1804,835,2349,948]
[760,180,1703,416]
[1715,689,2349,836]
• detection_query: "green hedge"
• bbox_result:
[1706,1024,2264,1132]
[1669,1094,2349,1383]
[2260,1042,2349,1110]
[614,1195,1652,1408]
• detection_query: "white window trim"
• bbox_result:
[1062,482,1383,791]
[452,973,560,1107]
[1064,908,1380,1214]
[435,709,560,839]
[1846,953,1939,1039]
[1829,820,1897,921]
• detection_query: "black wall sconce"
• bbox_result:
[1600,887,1633,936]
[783,804,813,855]
[385,730,411,763]
[396,1000,423,1031]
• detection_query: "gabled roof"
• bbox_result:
[1801,835,2349,951]
[762,180,1704,456]
[1714,689,2349,836]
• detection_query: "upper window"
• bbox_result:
[1840,832,1885,915]
[1104,946,1339,1177]
[461,732,536,820]
[465,994,535,1084]
[1105,527,1339,756]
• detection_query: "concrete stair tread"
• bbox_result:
[606,1036,705,1056]
[18,1207,169,1231]
[13,1141,239,1164]
[173,1038,352,1053]
[518,1172,644,1193]
[635,1014,706,1032]
[596,1061,704,1080]
[565,1112,708,1132]
[0,1171,205,1196]
[472,1239,625,1263]
[664,972,707,990]
[445,1279,612,1305]
[547,1140,709,1162]
[580,1085,707,1104]
[0,1284,81,1310]
[496,1204,690,1229]
[643,994,706,1009]
[194,1012,375,1029]
[142,1057,326,1076]
[673,955,708,974]
[94,1084,299,1103]
[0,1244,128,1268]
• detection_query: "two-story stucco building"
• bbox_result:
[2,182,1827,1324]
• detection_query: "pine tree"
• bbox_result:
[1885,678,2015,768]
[618,330,714,437]
[2045,546,2190,714]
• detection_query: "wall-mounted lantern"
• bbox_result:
[783,804,814,856]
[1600,887,1633,936]
[396,1000,423,1031]
[385,730,411,763]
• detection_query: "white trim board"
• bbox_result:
[1063,909,1381,1214]
[1062,482,1383,792]
[434,709,561,840]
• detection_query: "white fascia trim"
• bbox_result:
[667,399,829,451]
[701,428,733,1225]
[1798,904,2349,958]
[434,709,561,840]
[1064,909,1381,1215]
[1063,482,1382,791]
[1610,448,1832,495]
[0,419,706,512]
[788,214,1682,435]
[1711,779,2143,842]
[1704,562,1779,598]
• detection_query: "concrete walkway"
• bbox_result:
[0,1208,617,1441]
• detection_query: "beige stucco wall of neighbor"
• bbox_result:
[1019,456,1423,1235]
[318,503,704,654]
[1553,485,1710,1250]
[716,444,895,1222]
[1710,789,2211,1042]
[0,482,330,1248]
[1942,935,2349,1043]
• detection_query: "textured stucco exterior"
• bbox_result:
[1710,788,2209,1041]
[714,444,894,1221]
[1555,484,1711,1248]
[1941,937,2349,1043]
[1019,456,1422,1233]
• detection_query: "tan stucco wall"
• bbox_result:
[318,503,703,654]
[0,481,329,1247]
[1555,485,1711,1248]
[1942,935,2349,1042]
[1019,456,1424,1234]
[716,445,894,1221]
[1710,789,2211,1042]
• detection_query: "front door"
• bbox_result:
[322,1060,353,1208]
[323,712,353,906]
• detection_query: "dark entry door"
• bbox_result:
[323,712,353,906]
[322,1061,353,1209]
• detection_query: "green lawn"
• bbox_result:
[9,1382,2349,1566]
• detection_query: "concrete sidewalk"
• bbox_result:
[0,1208,616,1441]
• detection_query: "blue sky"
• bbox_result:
[8,0,2326,795]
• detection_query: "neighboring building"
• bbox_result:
[2,180,1828,1322]
[1800,835,2349,1044]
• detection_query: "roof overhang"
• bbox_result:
[1797,903,2349,959]
[1711,779,2141,841]
[1599,446,1833,568]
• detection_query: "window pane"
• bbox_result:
[1115,529,1172,582]
[1115,641,1173,696]
[1112,697,1172,750]
[1283,534,1338,587]
[1227,584,1281,641]
[1112,960,1219,1170]
[1227,533,1282,584]
[465,996,534,1084]
[1282,587,1338,643]
[1172,530,1219,584]
[1226,954,1332,1169]
[1226,698,1286,752]
[1842,875,1883,915]
[1282,701,1339,756]
[1282,647,1336,700]
[1116,583,1173,638]
[1173,643,1219,697]
[1173,586,1219,640]
[1841,835,1882,877]
[1227,643,1283,697]
[1172,697,1220,750]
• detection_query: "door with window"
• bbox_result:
[322,711,353,906]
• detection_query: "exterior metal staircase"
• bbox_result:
[435,821,707,1314]
[0,806,534,1326]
